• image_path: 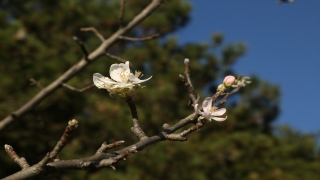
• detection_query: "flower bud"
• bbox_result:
[217,84,226,92]
[223,75,236,87]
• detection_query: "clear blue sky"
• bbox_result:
[175,1,320,133]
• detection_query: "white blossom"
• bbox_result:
[93,61,152,94]
[194,97,227,122]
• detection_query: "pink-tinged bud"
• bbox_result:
[223,75,236,87]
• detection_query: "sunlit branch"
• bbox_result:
[118,33,160,41]
[96,141,125,154]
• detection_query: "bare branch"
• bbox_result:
[118,0,126,28]
[0,0,163,131]
[29,78,43,89]
[62,83,95,92]
[73,36,89,60]
[96,141,125,154]
[118,33,160,41]
[214,85,242,107]
[123,95,148,140]
[3,112,196,179]
[105,52,134,68]
[80,27,105,42]
[4,105,243,179]
[48,119,78,160]
[4,144,30,169]
[211,90,223,103]
[179,121,205,137]
[178,59,199,106]
[164,134,187,141]
[131,118,148,140]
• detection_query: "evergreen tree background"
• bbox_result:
[0,0,319,179]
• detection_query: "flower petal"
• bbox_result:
[109,64,122,82]
[128,73,152,84]
[93,73,116,89]
[211,108,226,116]
[194,104,203,115]
[202,111,212,120]
[211,116,227,122]
[118,61,130,75]
[202,97,212,114]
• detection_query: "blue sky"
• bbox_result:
[175,0,320,133]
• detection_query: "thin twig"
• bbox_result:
[211,90,223,103]
[164,134,187,141]
[62,83,95,92]
[118,0,126,28]
[179,121,206,137]
[105,53,134,68]
[4,144,30,169]
[29,78,43,89]
[48,119,78,160]
[179,59,199,106]
[80,27,105,42]
[96,141,125,154]
[118,33,160,41]
[37,120,79,168]
[214,85,242,107]
[123,95,148,140]
[73,36,89,60]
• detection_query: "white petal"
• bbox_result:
[211,108,226,116]
[211,116,227,122]
[194,104,202,114]
[203,112,212,120]
[123,61,130,74]
[202,97,212,114]
[109,64,123,82]
[94,73,116,84]
[128,74,152,84]
[93,73,115,89]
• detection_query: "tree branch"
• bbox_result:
[0,0,163,131]
[118,33,160,41]
[80,27,105,42]
[179,59,199,106]
[62,83,95,92]
[214,85,242,107]
[4,145,30,169]
[96,141,125,154]
[123,95,148,140]
[3,84,243,179]
[73,36,89,60]
[29,78,43,89]
[105,52,134,67]
[118,0,126,28]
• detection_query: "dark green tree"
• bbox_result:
[0,0,319,179]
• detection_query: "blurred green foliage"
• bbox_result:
[0,0,319,179]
